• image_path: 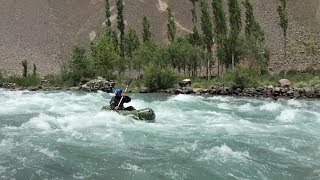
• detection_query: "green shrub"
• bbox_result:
[7,75,41,87]
[214,68,261,89]
[143,65,178,91]
[43,74,65,87]
[63,46,95,86]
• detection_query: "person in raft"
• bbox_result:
[110,88,135,111]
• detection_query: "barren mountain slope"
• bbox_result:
[0,0,319,75]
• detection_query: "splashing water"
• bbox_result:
[0,89,320,179]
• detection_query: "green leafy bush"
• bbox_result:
[143,64,178,91]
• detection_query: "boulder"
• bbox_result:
[273,87,281,96]
[70,86,80,91]
[182,87,194,94]
[305,88,314,98]
[1,83,18,90]
[293,89,300,98]
[139,87,150,93]
[315,88,320,98]
[175,88,187,94]
[267,85,274,90]
[179,79,191,87]
[193,88,203,94]
[279,79,291,88]
[79,77,114,92]
[27,86,41,91]
[210,88,217,95]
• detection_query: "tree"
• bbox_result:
[167,8,176,43]
[212,0,227,75]
[91,32,119,77]
[277,0,288,74]
[200,0,214,80]
[243,0,267,70]
[124,27,140,75]
[228,0,242,69]
[33,63,37,76]
[109,28,119,54]
[142,16,151,43]
[166,37,203,76]
[64,46,94,85]
[124,28,140,58]
[105,0,111,27]
[188,0,203,48]
[132,42,159,75]
[21,60,28,77]
[116,0,125,57]
[189,27,203,47]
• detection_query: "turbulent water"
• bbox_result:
[0,89,320,179]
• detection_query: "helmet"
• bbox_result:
[115,88,122,95]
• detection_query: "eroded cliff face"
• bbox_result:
[0,0,319,75]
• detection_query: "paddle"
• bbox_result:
[117,79,132,107]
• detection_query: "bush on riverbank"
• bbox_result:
[61,46,96,86]
[6,75,41,87]
[143,64,179,91]
[189,68,320,89]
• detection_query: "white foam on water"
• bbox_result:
[24,113,55,131]
[36,147,59,158]
[168,94,204,102]
[217,103,231,110]
[0,165,6,174]
[21,110,132,134]
[170,146,189,154]
[259,102,282,111]
[0,139,15,153]
[276,109,297,122]
[119,162,145,172]
[287,99,303,107]
[207,96,233,102]
[238,103,254,111]
[199,144,250,162]
[72,172,93,180]
[164,169,186,180]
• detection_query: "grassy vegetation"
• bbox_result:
[5,75,41,87]
[1,68,319,91]
[188,68,320,89]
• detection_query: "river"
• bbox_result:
[0,89,319,179]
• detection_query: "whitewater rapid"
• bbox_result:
[0,89,320,179]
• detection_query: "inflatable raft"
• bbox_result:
[102,105,156,122]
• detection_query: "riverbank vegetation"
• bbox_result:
[0,0,319,91]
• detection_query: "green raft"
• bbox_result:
[102,105,156,122]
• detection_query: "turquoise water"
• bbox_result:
[0,89,320,179]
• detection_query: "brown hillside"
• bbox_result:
[0,0,319,75]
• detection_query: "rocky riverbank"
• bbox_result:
[1,77,320,100]
[0,77,115,93]
[159,79,320,99]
